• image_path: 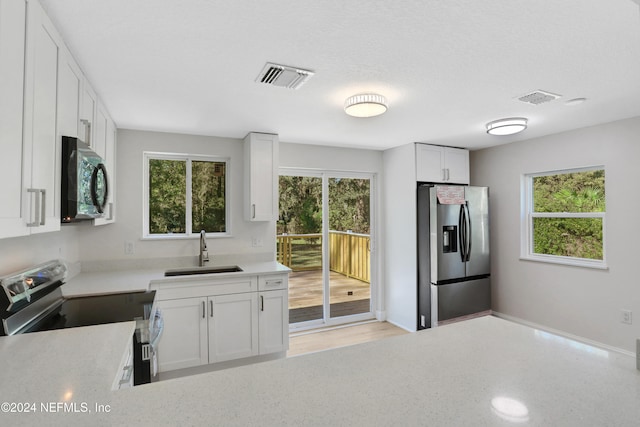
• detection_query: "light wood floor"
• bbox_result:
[287,321,409,357]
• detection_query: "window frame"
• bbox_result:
[142,151,231,240]
[520,166,607,269]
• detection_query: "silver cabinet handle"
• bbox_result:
[260,295,264,312]
[81,119,92,146]
[202,301,205,319]
[265,280,282,287]
[446,168,450,181]
[252,204,256,219]
[39,189,46,226]
[26,189,40,227]
[119,365,133,385]
[209,300,213,317]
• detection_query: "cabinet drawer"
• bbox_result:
[258,274,288,291]
[156,276,258,300]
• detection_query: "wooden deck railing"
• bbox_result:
[277,231,370,283]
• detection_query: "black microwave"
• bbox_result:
[61,136,109,223]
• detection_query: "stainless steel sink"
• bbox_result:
[164,265,243,277]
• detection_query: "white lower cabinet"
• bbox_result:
[155,273,288,373]
[259,289,288,355]
[156,297,208,372]
[209,293,258,363]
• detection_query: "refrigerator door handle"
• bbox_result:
[464,203,471,262]
[458,204,466,262]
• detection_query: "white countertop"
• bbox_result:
[1,316,638,426]
[62,261,290,296]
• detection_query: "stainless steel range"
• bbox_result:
[0,260,161,386]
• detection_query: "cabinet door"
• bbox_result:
[93,103,107,159]
[244,132,279,221]
[444,147,470,184]
[57,47,82,139]
[415,144,445,182]
[93,106,116,225]
[209,293,259,363]
[156,297,208,372]
[23,0,62,234]
[103,118,117,222]
[259,289,289,354]
[80,81,97,146]
[0,0,29,238]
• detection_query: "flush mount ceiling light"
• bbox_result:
[344,93,388,118]
[486,117,528,136]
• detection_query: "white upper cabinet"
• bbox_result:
[80,81,97,147]
[415,143,469,184]
[0,0,29,238]
[0,0,117,240]
[93,117,117,224]
[244,132,279,221]
[93,102,117,225]
[57,46,83,140]
[22,0,63,234]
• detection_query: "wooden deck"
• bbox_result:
[288,270,371,323]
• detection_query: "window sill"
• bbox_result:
[519,254,608,270]
[141,233,232,241]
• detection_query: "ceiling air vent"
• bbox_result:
[255,63,314,89]
[517,90,561,105]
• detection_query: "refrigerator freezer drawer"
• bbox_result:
[430,277,490,325]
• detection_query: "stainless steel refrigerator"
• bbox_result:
[417,185,490,329]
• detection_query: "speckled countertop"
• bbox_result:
[62,261,290,296]
[1,316,638,426]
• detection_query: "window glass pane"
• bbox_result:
[533,170,605,213]
[533,217,603,260]
[192,160,226,233]
[328,177,370,234]
[149,159,186,234]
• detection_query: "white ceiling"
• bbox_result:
[40,0,640,151]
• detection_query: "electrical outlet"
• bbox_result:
[621,309,633,325]
[251,237,263,247]
[124,240,135,255]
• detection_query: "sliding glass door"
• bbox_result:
[278,170,375,330]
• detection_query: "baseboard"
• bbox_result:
[385,318,416,333]
[493,311,635,358]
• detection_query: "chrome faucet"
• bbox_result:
[199,230,209,267]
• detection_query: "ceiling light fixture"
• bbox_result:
[486,117,528,136]
[344,93,387,118]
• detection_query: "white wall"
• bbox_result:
[0,226,80,276]
[382,144,417,331]
[76,129,275,265]
[280,142,382,172]
[471,116,640,352]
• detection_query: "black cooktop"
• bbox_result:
[27,290,155,332]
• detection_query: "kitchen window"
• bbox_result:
[143,152,230,238]
[521,166,606,269]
